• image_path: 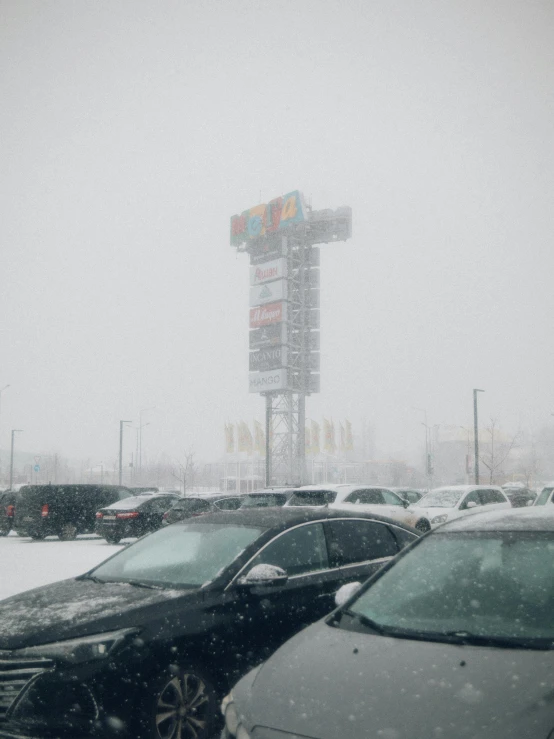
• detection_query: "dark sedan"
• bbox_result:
[0,508,418,739]
[95,492,181,543]
[223,507,554,739]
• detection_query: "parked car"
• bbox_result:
[14,484,133,540]
[0,490,18,535]
[405,484,511,532]
[162,492,244,525]
[129,486,159,494]
[0,508,418,739]
[223,507,554,739]
[283,483,360,507]
[534,483,554,506]
[330,485,420,528]
[95,492,181,543]
[239,488,295,508]
[501,483,536,507]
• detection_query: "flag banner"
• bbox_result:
[224,423,235,454]
[345,419,354,451]
[324,418,336,453]
[340,423,346,453]
[254,420,265,455]
[238,421,253,453]
[311,420,320,455]
[305,427,312,456]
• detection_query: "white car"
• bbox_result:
[329,485,417,528]
[404,485,511,532]
[283,484,357,508]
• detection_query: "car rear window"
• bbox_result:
[287,490,337,506]
[241,493,288,507]
[172,499,212,514]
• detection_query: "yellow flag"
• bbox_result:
[254,420,265,455]
[311,420,320,455]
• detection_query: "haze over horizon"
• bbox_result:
[2,0,553,472]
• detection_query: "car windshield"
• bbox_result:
[90,523,263,588]
[241,493,287,508]
[535,488,553,506]
[343,531,554,644]
[413,489,463,508]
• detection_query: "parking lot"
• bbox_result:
[0,532,126,600]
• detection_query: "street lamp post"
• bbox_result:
[0,384,10,483]
[413,407,430,487]
[139,407,155,477]
[119,421,132,486]
[9,428,22,490]
[473,389,485,484]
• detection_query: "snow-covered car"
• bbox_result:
[404,484,511,532]
[283,483,381,508]
[329,485,418,528]
[222,507,554,739]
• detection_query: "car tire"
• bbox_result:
[138,664,220,739]
[105,535,121,544]
[58,523,78,541]
[415,518,431,533]
[30,532,46,540]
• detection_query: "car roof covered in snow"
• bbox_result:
[439,506,554,533]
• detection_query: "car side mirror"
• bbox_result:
[466,501,478,509]
[402,500,409,508]
[237,564,288,588]
[526,499,534,506]
[335,581,362,608]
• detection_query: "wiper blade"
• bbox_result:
[342,609,388,635]
[76,573,105,584]
[124,579,161,590]
[443,630,554,650]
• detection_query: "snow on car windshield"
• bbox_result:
[346,531,554,643]
[92,522,263,587]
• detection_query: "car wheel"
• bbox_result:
[415,518,431,533]
[58,523,78,541]
[105,535,121,544]
[30,532,46,540]
[140,664,219,739]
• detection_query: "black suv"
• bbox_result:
[0,508,418,739]
[14,484,133,540]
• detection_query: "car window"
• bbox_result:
[326,519,398,567]
[215,497,243,511]
[172,499,211,515]
[390,526,419,549]
[248,523,329,576]
[241,493,288,507]
[535,488,553,506]
[345,489,384,505]
[459,490,482,510]
[382,490,404,506]
[480,489,506,505]
[287,491,336,506]
[151,498,177,513]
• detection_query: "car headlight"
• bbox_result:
[221,693,251,738]
[431,514,448,524]
[15,628,138,664]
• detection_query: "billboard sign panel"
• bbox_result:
[249,346,288,372]
[250,258,287,286]
[231,191,307,247]
[249,279,287,307]
[250,301,287,328]
[249,323,287,349]
[249,369,288,394]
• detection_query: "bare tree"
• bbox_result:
[171,448,196,495]
[479,418,520,484]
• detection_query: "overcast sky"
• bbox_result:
[1,0,553,470]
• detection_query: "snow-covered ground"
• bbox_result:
[0,532,128,601]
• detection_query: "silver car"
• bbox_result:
[222,507,554,739]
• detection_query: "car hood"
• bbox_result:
[236,620,554,739]
[0,577,199,650]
